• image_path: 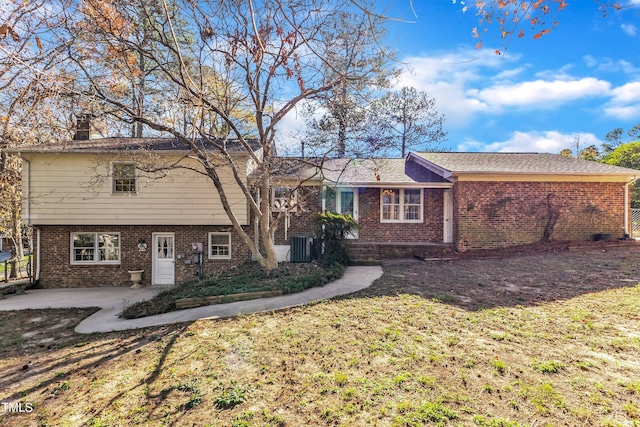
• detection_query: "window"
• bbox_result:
[112,163,136,194]
[209,232,231,259]
[404,189,422,220]
[380,188,423,223]
[71,232,120,264]
[271,187,297,211]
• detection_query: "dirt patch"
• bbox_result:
[0,308,101,359]
[354,240,640,310]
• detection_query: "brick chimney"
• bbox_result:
[73,113,107,140]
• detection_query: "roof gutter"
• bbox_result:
[322,180,453,189]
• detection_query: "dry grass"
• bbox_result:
[1,244,640,426]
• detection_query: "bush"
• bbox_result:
[312,211,360,266]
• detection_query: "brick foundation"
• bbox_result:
[35,225,252,288]
[454,181,627,250]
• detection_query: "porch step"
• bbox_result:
[348,244,380,262]
[348,242,454,263]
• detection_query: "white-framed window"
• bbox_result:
[271,187,297,211]
[380,188,423,223]
[209,232,231,259]
[71,232,121,264]
[112,162,137,194]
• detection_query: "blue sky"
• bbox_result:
[372,1,640,153]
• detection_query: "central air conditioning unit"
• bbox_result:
[290,236,313,262]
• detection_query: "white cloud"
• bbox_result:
[396,49,521,126]
[468,78,610,109]
[583,55,598,68]
[457,131,602,153]
[492,67,527,81]
[275,105,307,154]
[604,81,640,120]
[583,56,640,74]
[604,104,640,120]
[609,81,640,104]
[397,49,613,129]
[621,23,637,37]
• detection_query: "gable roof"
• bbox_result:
[322,158,450,186]
[9,137,261,154]
[265,157,453,187]
[411,152,640,178]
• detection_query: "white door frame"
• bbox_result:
[152,232,175,286]
[443,189,453,244]
[324,187,359,239]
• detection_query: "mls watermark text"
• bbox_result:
[1,402,34,413]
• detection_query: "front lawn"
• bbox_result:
[1,243,639,427]
[120,262,344,319]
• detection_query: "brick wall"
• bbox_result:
[35,225,251,288]
[454,181,627,250]
[273,187,446,245]
[357,188,444,243]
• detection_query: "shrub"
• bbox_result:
[312,211,360,266]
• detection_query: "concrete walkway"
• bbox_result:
[0,266,383,334]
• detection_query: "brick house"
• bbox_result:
[9,138,639,287]
[12,137,260,288]
[277,153,639,261]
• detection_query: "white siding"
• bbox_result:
[23,153,249,226]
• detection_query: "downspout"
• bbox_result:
[35,227,41,282]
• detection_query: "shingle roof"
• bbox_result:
[10,137,261,153]
[265,157,451,185]
[322,158,449,184]
[413,152,640,177]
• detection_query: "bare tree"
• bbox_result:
[15,0,391,271]
[1,1,72,271]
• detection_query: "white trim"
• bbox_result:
[323,180,453,189]
[24,158,30,224]
[380,188,424,223]
[625,182,630,236]
[324,187,359,239]
[152,232,175,286]
[70,232,121,265]
[208,232,232,260]
[325,187,359,219]
[111,161,138,194]
[443,189,453,244]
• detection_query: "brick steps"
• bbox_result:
[348,245,381,262]
[348,242,454,263]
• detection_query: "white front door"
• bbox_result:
[325,187,359,239]
[153,233,175,286]
[443,189,453,244]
